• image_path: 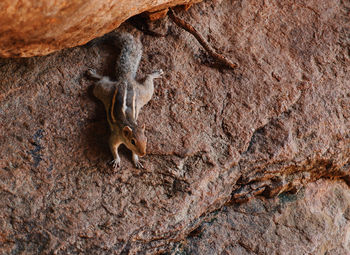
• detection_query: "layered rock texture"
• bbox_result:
[0,0,200,57]
[0,0,349,254]
[176,180,350,254]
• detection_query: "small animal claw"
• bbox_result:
[133,157,144,169]
[86,68,101,79]
[132,154,144,169]
[86,68,96,76]
[152,69,164,79]
[111,158,121,169]
[157,69,164,75]
[134,160,144,169]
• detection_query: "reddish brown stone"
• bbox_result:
[0,0,349,254]
[178,180,350,254]
[0,0,201,58]
[145,8,170,21]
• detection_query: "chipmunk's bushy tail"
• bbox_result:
[86,32,142,79]
[113,32,142,79]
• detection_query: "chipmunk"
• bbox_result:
[87,32,163,169]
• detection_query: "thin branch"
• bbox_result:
[168,9,237,69]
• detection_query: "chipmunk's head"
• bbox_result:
[122,124,147,156]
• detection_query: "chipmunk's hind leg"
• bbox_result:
[87,69,116,108]
[141,69,163,98]
[148,69,164,80]
[134,69,163,120]
[86,68,102,80]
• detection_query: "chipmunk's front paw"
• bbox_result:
[134,160,144,169]
[132,154,144,169]
[110,158,121,170]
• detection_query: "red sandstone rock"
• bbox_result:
[0,0,201,58]
[0,0,349,254]
[177,180,350,254]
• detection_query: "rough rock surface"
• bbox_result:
[0,0,349,254]
[175,179,350,254]
[0,0,201,58]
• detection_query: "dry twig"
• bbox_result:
[168,9,237,69]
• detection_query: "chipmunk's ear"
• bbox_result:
[123,126,133,139]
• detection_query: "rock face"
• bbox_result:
[176,180,350,254]
[0,0,201,58]
[0,0,349,254]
